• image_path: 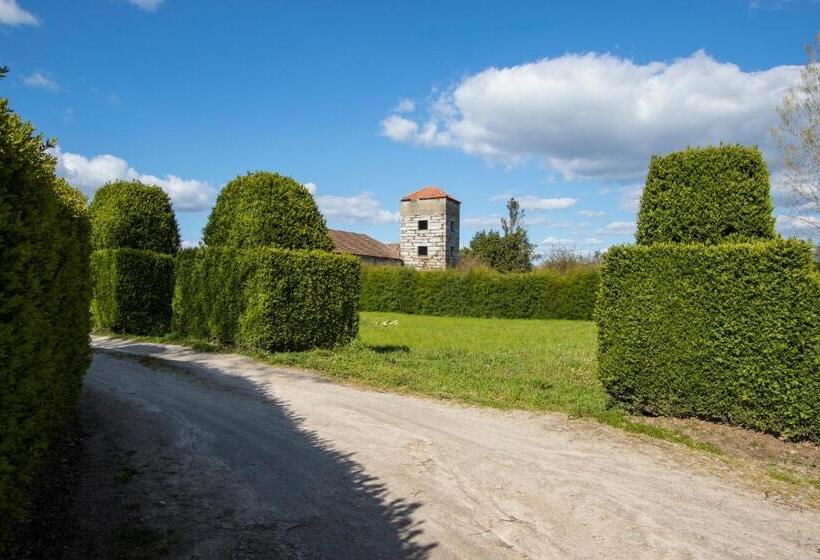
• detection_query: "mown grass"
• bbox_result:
[117,311,717,453]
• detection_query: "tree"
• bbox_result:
[772,34,820,234]
[462,197,536,272]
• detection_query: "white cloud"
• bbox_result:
[23,72,58,91]
[180,240,199,249]
[490,194,577,210]
[578,210,606,217]
[598,221,636,235]
[308,184,398,224]
[617,185,644,212]
[0,0,37,25]
[394,98,416,113]
[52,147,213,212]
[127,0,163,11]
[380,115,420,143]
[540,236,576,245]
[382,51,799,181]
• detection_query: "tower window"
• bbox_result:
[418,220,428,230]
[417,246,428,256]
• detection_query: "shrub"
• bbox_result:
[173,247,359,351]
[597,240,820,440]
[89,180,180,254]
[91,249,175,335]
[203,171,333,251]
[360,266,599,320]
[636,145,776,245]
[0,93,92,552]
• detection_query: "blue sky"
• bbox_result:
[2,0,819,251]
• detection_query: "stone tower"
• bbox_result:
[400,186,460,270]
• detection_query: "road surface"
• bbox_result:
[80,337,820,559]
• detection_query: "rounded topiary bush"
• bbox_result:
[203,171,333,251]
[90,181,180,254]
[636,145,776,245]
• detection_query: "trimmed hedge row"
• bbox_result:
[360,266,600,320]
[90,180,180,254]
[597,240,820,440]
[172,247,360,351]
[90,181,179,335]
[637,145,776,245]
[1,95,92,551]
[91,249,176,335]
[203,171,333,251]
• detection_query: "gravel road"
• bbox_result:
[82,337,820,559]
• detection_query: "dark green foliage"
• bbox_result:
[91,249,175,335]
[203,171,333,251]
[597,240,820,440]
[172,247,359,351]
[89,180,180,254]
[0,93,92,552]
[636,145,776,245]
[462,197,536,272]
[360,266,599,320]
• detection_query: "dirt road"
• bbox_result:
[79,337,820,559]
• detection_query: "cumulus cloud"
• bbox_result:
[0,0,37,25]
[490,194,577,210]
[382,51,799,181]
[463,216,502,227]
[127,0,164,11]
[52,147,213,212]
[308,184,398,224]
[578,210,606,217]
[598,221,636,235]
[23,72,58,91]
[394,98,416,113]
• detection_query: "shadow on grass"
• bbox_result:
[367,344,411,354]
[86,345,436,559]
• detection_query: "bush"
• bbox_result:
[360,266,600,320]
[89,180,180,254]
[203,171,333,251]
[91,249,175,335]
[597,240,820,440]
[172,247,359,351]
[636,145,776,245]
[0,94,92,552]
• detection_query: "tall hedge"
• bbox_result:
[91,249,176,335]
[0,94,92,552]
[597,240,820,440]
[636,145,776,245]
[90,181,179,334]
[203,171,333,251]
[360,266,599,320]
[172,247,359,351]
[600,144,819,440]
[90,180,180,253]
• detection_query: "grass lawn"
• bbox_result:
[262,311,607,416]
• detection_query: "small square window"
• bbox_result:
[418,220,428,230]
[418,246,428,256]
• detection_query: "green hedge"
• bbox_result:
[360,266,600,320]
[91,249,175,335]
[172,247,359,351]
[597,240,820,440]
[636,145,776,245]
[0,93,92,551]
[203,171,333,251]
[89,180,180,254]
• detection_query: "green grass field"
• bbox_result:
[261,311,607,415]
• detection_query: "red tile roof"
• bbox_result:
[329,229,402,261]
[401,185,460,202]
